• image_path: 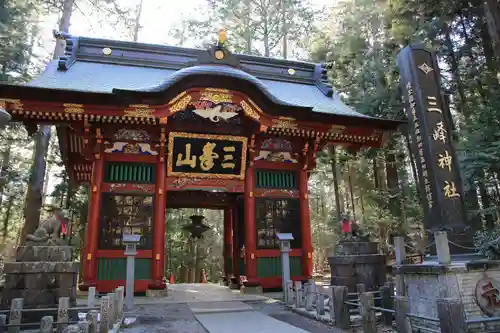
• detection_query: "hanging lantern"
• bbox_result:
[182,215,210,239]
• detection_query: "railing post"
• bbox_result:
[40,316,53,333]
[357,283,366,294]
[380,285,393,325]
[8,298,23,333]
[437,298,466,333]
[87,286,96,308]
[326,286,335,321]
[86,310,98,333]
[360,292,376,333]
[333,286,350,329]
[295,283,303,308]
[394,296,411,333]
[57,297,69,333]
[99,296,110,333]
[0,314,6,333]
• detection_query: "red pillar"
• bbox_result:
[244,143,257,283]
[82,150,104,288]
[223,208,233,278]
[150,130,167,289]
[299,169,313,278]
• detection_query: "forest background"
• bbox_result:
[2,0,500,282]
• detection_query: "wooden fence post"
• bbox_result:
[8,298,23,333]
[394,296,411,333]
[99,296,110,333]
[40,316,53,333]
[437,298,466,333]
[360,292,376,333]
[380,285,393,325]
[333,286,350,329]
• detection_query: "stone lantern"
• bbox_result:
[182,215,210,239]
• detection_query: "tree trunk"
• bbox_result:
[281,0,288,59]
[20,0,74,245]
[0,142,11,208]
[484,0,500,59]
[2,196,13,243]
[329,145,342,222]
[132,0,144,42]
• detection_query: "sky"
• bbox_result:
[37,0,332,58]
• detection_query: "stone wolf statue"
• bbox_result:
[26,208,70,245]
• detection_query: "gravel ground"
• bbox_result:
[121,304,208,333]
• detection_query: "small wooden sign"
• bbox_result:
[167,132,248,180]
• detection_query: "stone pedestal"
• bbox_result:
[394,257,500,332]
[0,245,78,322]
[328,241,386,292]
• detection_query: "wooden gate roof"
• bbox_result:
[0,32,403,130]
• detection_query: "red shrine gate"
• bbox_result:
[0,32,402,293]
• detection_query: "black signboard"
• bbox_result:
[397,45,467,234]
[167,132,248,180]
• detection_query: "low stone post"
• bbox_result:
[295,285,303,308]
[99,296,110,333]
[394,296,411,333]
[437,298,466,333]
[359,292,376,333]
[435,231,451,265]
[108,292,116,329]
[86,310,98,333]
[394,236,406,265]
[87,287,96,308]
[57,297,69,333]
[40,316,53,333]
[8,298,23,333]
[305,284,314,311]
[316,293,325,316]
[78,320,90,333]
[286,281,294,305]
[116,286,125,319]
[333,286,350,329]
[0,314,6,333]
[294,281,303,308]
[325,286,335,321]
[380,285,394,325]
[357,283,366,294]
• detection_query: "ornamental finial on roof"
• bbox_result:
[218,28,227,46]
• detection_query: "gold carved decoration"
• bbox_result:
[240,100,260,121]
[215,50,225,59]
[167,132,248,180]
[1,99,23,111]
[102,47,112,55]
[272,116,298,129]
[200,90,233,104]
[329,125,346,133]
[169,94,192,114]
[63,103,84,114]
[125,105,154,118]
